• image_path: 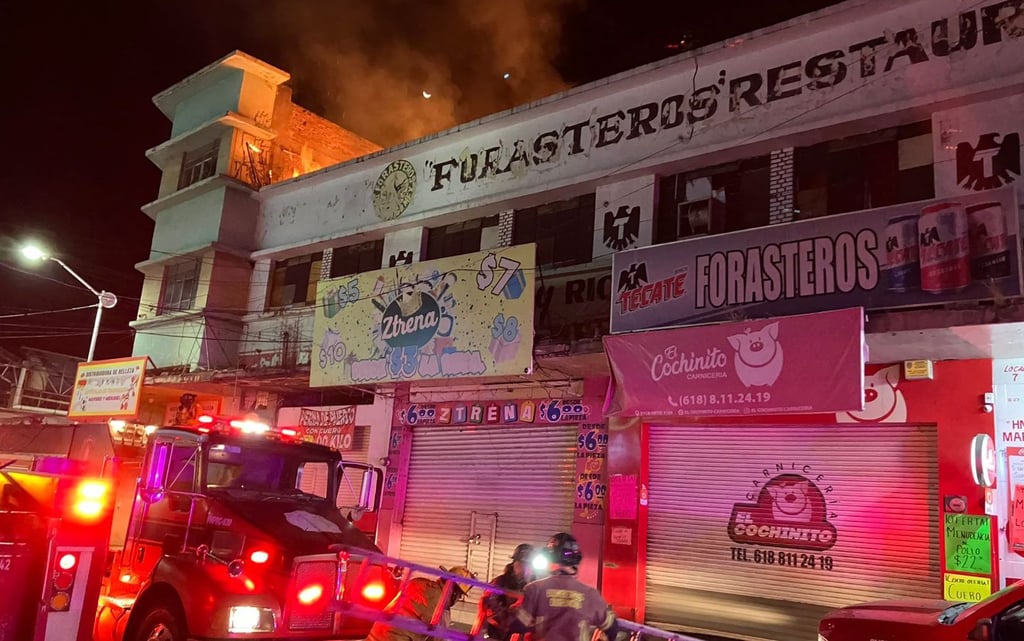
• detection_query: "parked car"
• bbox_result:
[818,579,1024,641]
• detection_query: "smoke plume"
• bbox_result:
[212,0,584,147]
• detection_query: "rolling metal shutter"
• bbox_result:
[399,423,576,624]
[646,423,939,641]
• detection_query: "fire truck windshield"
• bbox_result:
[205,439,336,501]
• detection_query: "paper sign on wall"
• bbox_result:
[944,514,992,574]
[943,573,992,602]
[609,474,638,520]
[1012,485,1024,556]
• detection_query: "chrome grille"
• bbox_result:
[287,558,336,631]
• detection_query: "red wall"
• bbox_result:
[601,359,996,618]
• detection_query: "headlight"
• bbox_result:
[228,606,275,633]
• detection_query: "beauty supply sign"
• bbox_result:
[611,187,1021,332]
[603,308,864,417]
[68,356,148,419]
[311,244,535,386]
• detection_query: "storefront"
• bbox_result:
[602,179,1017,639]
[601,311,998,641]
[385,393,608,625]
[645,422,939,640]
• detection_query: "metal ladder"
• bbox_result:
[333,546,704,641]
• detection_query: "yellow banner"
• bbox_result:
[943,572,992,602]
[68,356,148,418]
[311,244,535,387]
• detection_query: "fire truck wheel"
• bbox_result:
[134,605,185,641]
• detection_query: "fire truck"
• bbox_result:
[0,414,395,641]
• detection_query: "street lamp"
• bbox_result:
[20,245,117,362]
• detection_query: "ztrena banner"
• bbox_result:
[603,308,865,418]
[611,186,1021,332]
[311,244,535,387]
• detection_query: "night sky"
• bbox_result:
[0,0,841,362]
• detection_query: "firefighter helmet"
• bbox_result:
[546,532,582,567]
[440,565,477,595]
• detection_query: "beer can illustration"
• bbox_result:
[885,215,920,292]
[967,202,1010,280]
[918,202,970,294]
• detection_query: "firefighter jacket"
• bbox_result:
[366,577,453,641]
[512,572,617,641]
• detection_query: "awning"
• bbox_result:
[603,307,865,418]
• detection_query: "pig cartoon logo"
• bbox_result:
[767,479,813,523]
[728,473,837,551]
[836,365,907,423]
[727,322,783,387]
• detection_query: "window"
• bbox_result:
[795,121,934,219]
[178,140,219,189]
[204,440,334,499]
[425,216,498,260]
[330,240,384,278]
[513,195,595,268]
[159,260,200,314]
[656,156,769,244]
[269,252,322,307]
[167,444,198,494]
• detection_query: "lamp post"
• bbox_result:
[21,245,117,362]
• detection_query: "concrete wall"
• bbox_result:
[170,70,244,137]
[206,252,251,314]
[132,317,207,369]
[149,189,227,259]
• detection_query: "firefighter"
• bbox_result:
[366,565,477,641]
[510,533,619,641]
[478,543,536,639]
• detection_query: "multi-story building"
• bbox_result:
[129,2,1024,640]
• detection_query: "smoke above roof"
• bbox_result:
[217,0,584,147]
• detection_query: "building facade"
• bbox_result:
[128,2,1024,640]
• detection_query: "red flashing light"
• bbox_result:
[71,480,109,521]
[198,415,214,424]
[361,581,386,602]
[249,549,270,564]
[280,428,298,437]
[297,583,324,605]
[58,553,77,571]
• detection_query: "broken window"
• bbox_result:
[269,253,323,308]
[794,121,934,219]
[513,194,595,268]
[656,156,769,243]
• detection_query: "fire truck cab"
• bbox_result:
[0,415,391,641]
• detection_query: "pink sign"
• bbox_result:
[603,307,864,417]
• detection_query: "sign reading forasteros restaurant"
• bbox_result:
[311,244,536,386]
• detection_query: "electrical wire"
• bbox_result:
[0,305,98,320]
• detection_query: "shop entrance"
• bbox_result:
[644,423,939,641]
